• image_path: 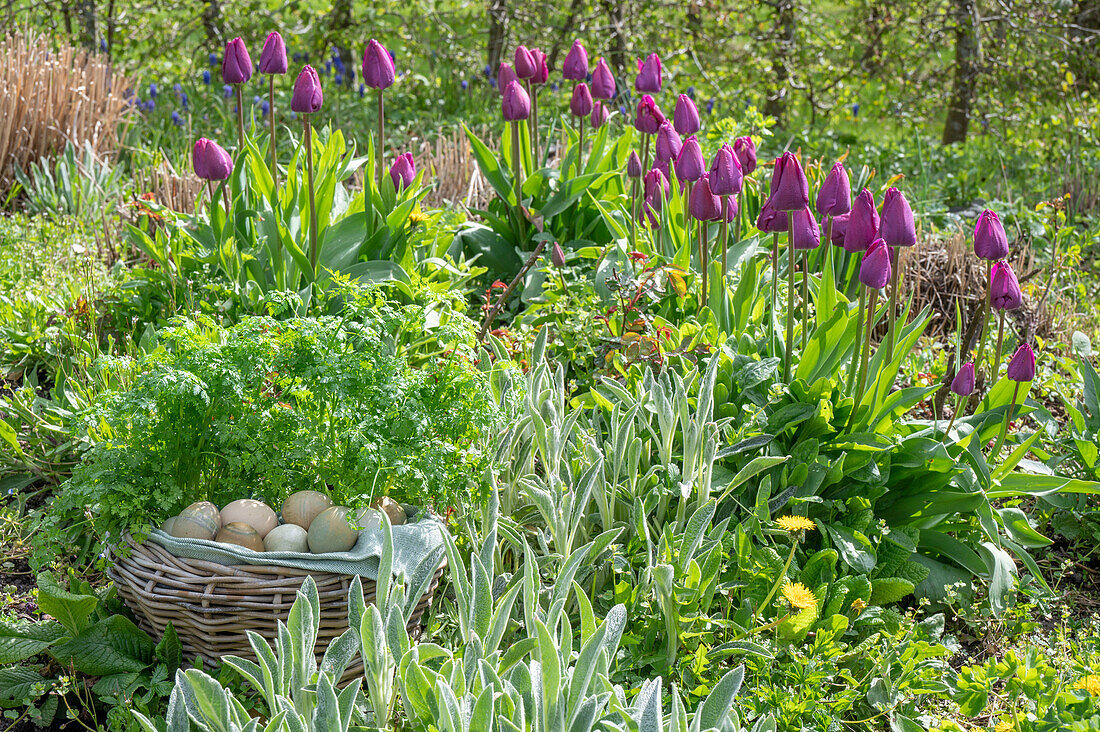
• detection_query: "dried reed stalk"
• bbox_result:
[133,158,205,216]
[0,32,131,197]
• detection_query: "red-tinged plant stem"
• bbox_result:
[850,287,880,430]
[206,181,215,217]
[784,210,796,382]
[376,90,386,186]
[992,309,1007,382]
[268,76,278,191]
[641,133,651,175]
[478,240,547,340]
[304,119,318,273]
[990,382,1021,462]
[683,180,693,234]
[699,219,710,308]
[234,85,246,152]
[529,83,539,163]
[770,232,779,360]
[578,115,585,173]
[886,245,900,363]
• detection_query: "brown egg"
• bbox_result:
[220,499,278,538]
[170,501,221,541]
[371,496,407,526]
[307,506,359,554]
[215,522,265,551]
[282,490,334,530]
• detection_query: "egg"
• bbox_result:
[263,523,309,553]
[372,496,407,526]
[307,506,359,554]
[160,516,178,535]
[215,522,265,551]
[355,507,382,532]
[169,501,221,541]
[220,499,278,538]
[282,490,334,530]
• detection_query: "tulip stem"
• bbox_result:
[530,83,539,164]
[990,382,1021,463]
[641,134,651,177]
[801,250,810,351]
[770,232,779,360]
[234,85,245,151]
[850,287,880,431]
[630,179,638,254]
[303,119,318,274]
[720,197,728,290]
[846,287,866,401]
[578,116,585,173]
[268,76,278,192]
[944,393,963,439]
[703,220,710,305]
[376,90,385,187]
[206,181,216,218]
[511,120,524,239]
[886,246,899,363]
[974,259,993,377]
[784,210,795,383]
[683,181,693,234]
[992,310,1006,383]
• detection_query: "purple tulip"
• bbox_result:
[823,212,849,246]
[635,53,662,93]
[389,152,416,190]
[591,57,616,99]
[551,242,566,268]
[732,136,757,175]
[644,168,669,208]
[192,138,233,180]
[291,65,323,113]
[627,151,643,179]
[756,197,788,233]
[502,79,531,121]
[563,40,588,80]
[570,82,594,117]
[990,261,1023,310]
[708,144,743,196]
[222,37,253,84]
[791,207,821,249]
[689,174,722,221]
[654,157,671,181]
[673,94,700,135]
[675,136,705,182]
[1006,343,1035,382]
[363,39,396,90]
[815,162,851,217]
[591,100,609,128]
[514,45,537,79]
[258,32,287,74]
[844,188,879,253]
[769,152,809,211]
[634,95,664,134]
[497,63,519,97]
[530,48,549,85]
[880,187,917,248]
[655,122,682,164]
[974,209,1009,260]
[859,238,892,289]
[951,362,976,396]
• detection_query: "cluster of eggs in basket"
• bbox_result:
[160,490,407,554]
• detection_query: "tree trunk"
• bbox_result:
[487,0,508,74]
[202,0,226,48]
[76,0,96,51]
[763,0,795,125]
[942,0,979,145]
[603,0,628,90]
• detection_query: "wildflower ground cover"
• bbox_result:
[2,5,1100,732]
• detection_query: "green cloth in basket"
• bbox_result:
[147,514,446,581]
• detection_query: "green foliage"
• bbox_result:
[34,288,498,566]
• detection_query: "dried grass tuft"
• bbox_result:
[0,32,132,199]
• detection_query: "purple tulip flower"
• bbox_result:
[675,136,705,182]
[192,138,233,180]
[222,37,253,84]
[844,188,879,253]
[591,57,616,99]
[390,152,416,190]
[635,53,662,93]
[974,209,1009,260]
[732,136,757,174]
[951,362,976,396]
[1006,343,1036,382]
[634,95,664,134]
[769,152,809,211]
[291,65,323,113]
[880,187,917,247]
[816,162,851,217]
[363,39,396,89]
[655,122,682,164]
[859,238,892,289]
[570,82,593,117]
[563,40,588,80]
[502,79,531,121]
[673,94,700,135]
[708,144,743,196]
[990,261,1023,310]
[259,32,288,74]
[791,207,821,249]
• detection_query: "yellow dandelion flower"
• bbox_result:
[994,721,1013,732]
[775,516,816,533]
[407,209,430,228]
[849,598,867,616]
[781,582,817,610]
[1074,675,1100,695]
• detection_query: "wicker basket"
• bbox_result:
[108,535,444,673]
